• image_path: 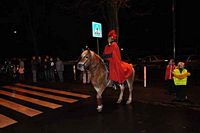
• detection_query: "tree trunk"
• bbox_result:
[22,0,39,56]
[107,1,120,42]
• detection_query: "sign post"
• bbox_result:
[92,22,102,55]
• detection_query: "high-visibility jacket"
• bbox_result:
[173,68,189,85]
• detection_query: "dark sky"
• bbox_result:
[0,0,199,59]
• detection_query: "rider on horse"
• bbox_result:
[102,29,133,89]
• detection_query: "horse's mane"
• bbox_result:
[88,50,108,72]
[89,50,103,63]
[86,50,109,89]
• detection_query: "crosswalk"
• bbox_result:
[0,83,91,128]
[0,114,17,128]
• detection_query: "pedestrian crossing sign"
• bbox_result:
[92,22,102,38]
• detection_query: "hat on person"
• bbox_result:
[108,29,117,40]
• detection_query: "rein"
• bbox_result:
[87,53,102,72]
[78,50,112,88]
[89,53,110,86]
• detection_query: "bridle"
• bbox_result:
[77,50,110,86]
[77,50,93,71]
[77,50,102,72]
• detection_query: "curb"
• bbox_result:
[136,99,200,111]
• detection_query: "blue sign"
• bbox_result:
[92,22,102,38]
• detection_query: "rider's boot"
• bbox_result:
[112,81,121,90]
[112,83,117,90]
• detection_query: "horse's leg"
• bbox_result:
[117,84,125,103]
[96,93,103,112]
[126,80,133,104]
[95,87,104,112]
[126,69,135,104]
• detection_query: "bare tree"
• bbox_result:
[56,0,129,40]
[105,0,129,40]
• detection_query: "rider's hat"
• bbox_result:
[108,29,117,40]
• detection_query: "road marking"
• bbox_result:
[0,98,42,117]
[0,114,17,128]
[0,83,91,128]
[15,83,91,98]
[0,90,62,109]
[2,86,78,103]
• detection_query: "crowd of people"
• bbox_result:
[0,55,65,83]
[30,55,65,83]
[0,57,25,81]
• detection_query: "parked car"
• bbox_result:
[132,55,168,81]
[184,55,200,70]
[134,55,168,70]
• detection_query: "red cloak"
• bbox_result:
[103,42,133,83]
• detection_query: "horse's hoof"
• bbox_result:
[126,100,132,104]
[116,99,122,104]
[97,105,103,112]
[97,108,102,112]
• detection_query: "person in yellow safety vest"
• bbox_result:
[172,62,191,101]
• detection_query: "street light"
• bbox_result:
[13,30,17,34]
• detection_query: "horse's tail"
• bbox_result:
[130,63,135,82]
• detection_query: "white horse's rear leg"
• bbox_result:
[126,83,133,104]
[126,69,135,104]
[117,84,125,103]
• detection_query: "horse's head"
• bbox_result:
[77,49,94,71]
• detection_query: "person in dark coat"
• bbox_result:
[55,57,64,82]
[31,56,38,82]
